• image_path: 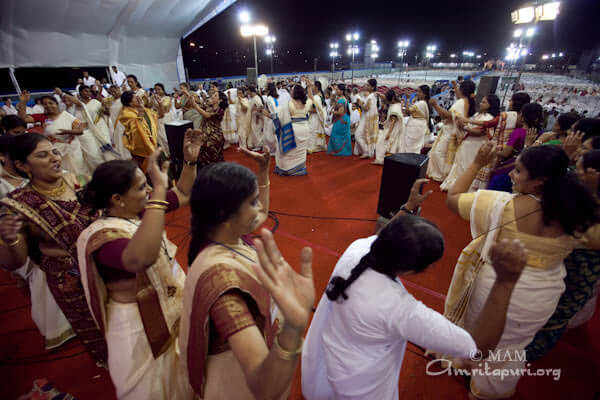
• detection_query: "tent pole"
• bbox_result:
[9,67,21,95]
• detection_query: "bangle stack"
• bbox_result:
[184,160,198,166]
[258,181,270,189]
[145,199,168,211]
[272,335,303,361]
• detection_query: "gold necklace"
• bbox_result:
[31,178,67,198]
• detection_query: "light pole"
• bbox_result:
[239,11,269,76]
[265,35,276,74]
[346,32,359,83]
[397,40,409,86]
[330,42,339,77]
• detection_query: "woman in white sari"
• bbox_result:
[247,86,265,151]
[236,88,251,150]
[77,134,200,400]
[440,94,499,191]
[37,96,89,177]
[399,85,430,154]
[275,84,313,176]
[302,178,531,400]
[354,79,380,159]
[262,83,280,154]
[445,143,599,399]
[427,80,476,182]
[152,83,175,156]
[222,89,238,147]
[73,87,116,172]
[373,91,404,165]
[308,81,328,153]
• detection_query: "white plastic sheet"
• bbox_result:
[0,0,236,89]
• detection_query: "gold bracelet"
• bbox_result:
[147,199,169,206]
[144,204,168,211]
[272,335,303,361]
[0,235,20,247]
[258,182,270,189]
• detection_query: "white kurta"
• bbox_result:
[302,236,477,400]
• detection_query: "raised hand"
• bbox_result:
[524,127,539,147]
[146,148,169,189]
[183,129,202,162]
[252,228,315,330]
[563,130,584,161]
[19,90,31,104]
[405,178,434,211]
[0,215,23,244]
[64,94,82,106]
[239,146,270,168]
[473,141,497,168]
[489,239,527,284]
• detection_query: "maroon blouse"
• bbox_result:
[95,190,179,282]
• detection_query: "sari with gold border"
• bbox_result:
[77,217,192,400]
[180,243,285,399]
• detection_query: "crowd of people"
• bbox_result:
[0,67,600,400]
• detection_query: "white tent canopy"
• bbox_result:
[0,0,236,90]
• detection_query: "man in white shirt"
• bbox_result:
[2,98,17,115]
[110,66,127,88]
[82,71,96,87]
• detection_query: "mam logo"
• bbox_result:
[486,350,527,362]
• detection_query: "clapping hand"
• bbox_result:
[405,178,434,212]
[64,95,82,106]
[239,146,270,168]
[252,228,315,331]
[473,141,498,168]
[183,129,202,162]
[524,127,539,147]
[489,239,527,284]
[146,148,170,189]
[19,90,31,105]
[563,130,584,161]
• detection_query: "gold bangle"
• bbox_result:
[144,204,168,211]
[258,182,270,189]
[272,335,303,361]
[147,199,169,206]
[0,235,20,247]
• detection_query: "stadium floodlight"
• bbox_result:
[239,10,251,23]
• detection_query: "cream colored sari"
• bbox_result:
[180,243,285,400]
[77,218,192,400]
[445,190,579,399]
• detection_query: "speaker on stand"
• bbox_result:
[165,120,194,180]
[376,153,429,230]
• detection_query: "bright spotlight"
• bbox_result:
[346,33,351,41]
[542,54,549,60]
[353,32,360,40]
[526,27,536,37]
[239,10,251,23]
[514,28,523,38]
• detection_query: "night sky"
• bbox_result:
[182,0,600,79]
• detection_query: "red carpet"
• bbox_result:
[1,147,599,399]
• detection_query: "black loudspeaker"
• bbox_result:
[165,120,193,179]
[475,75,500,106]
[246,68,257,86]
[377,153,429,218]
